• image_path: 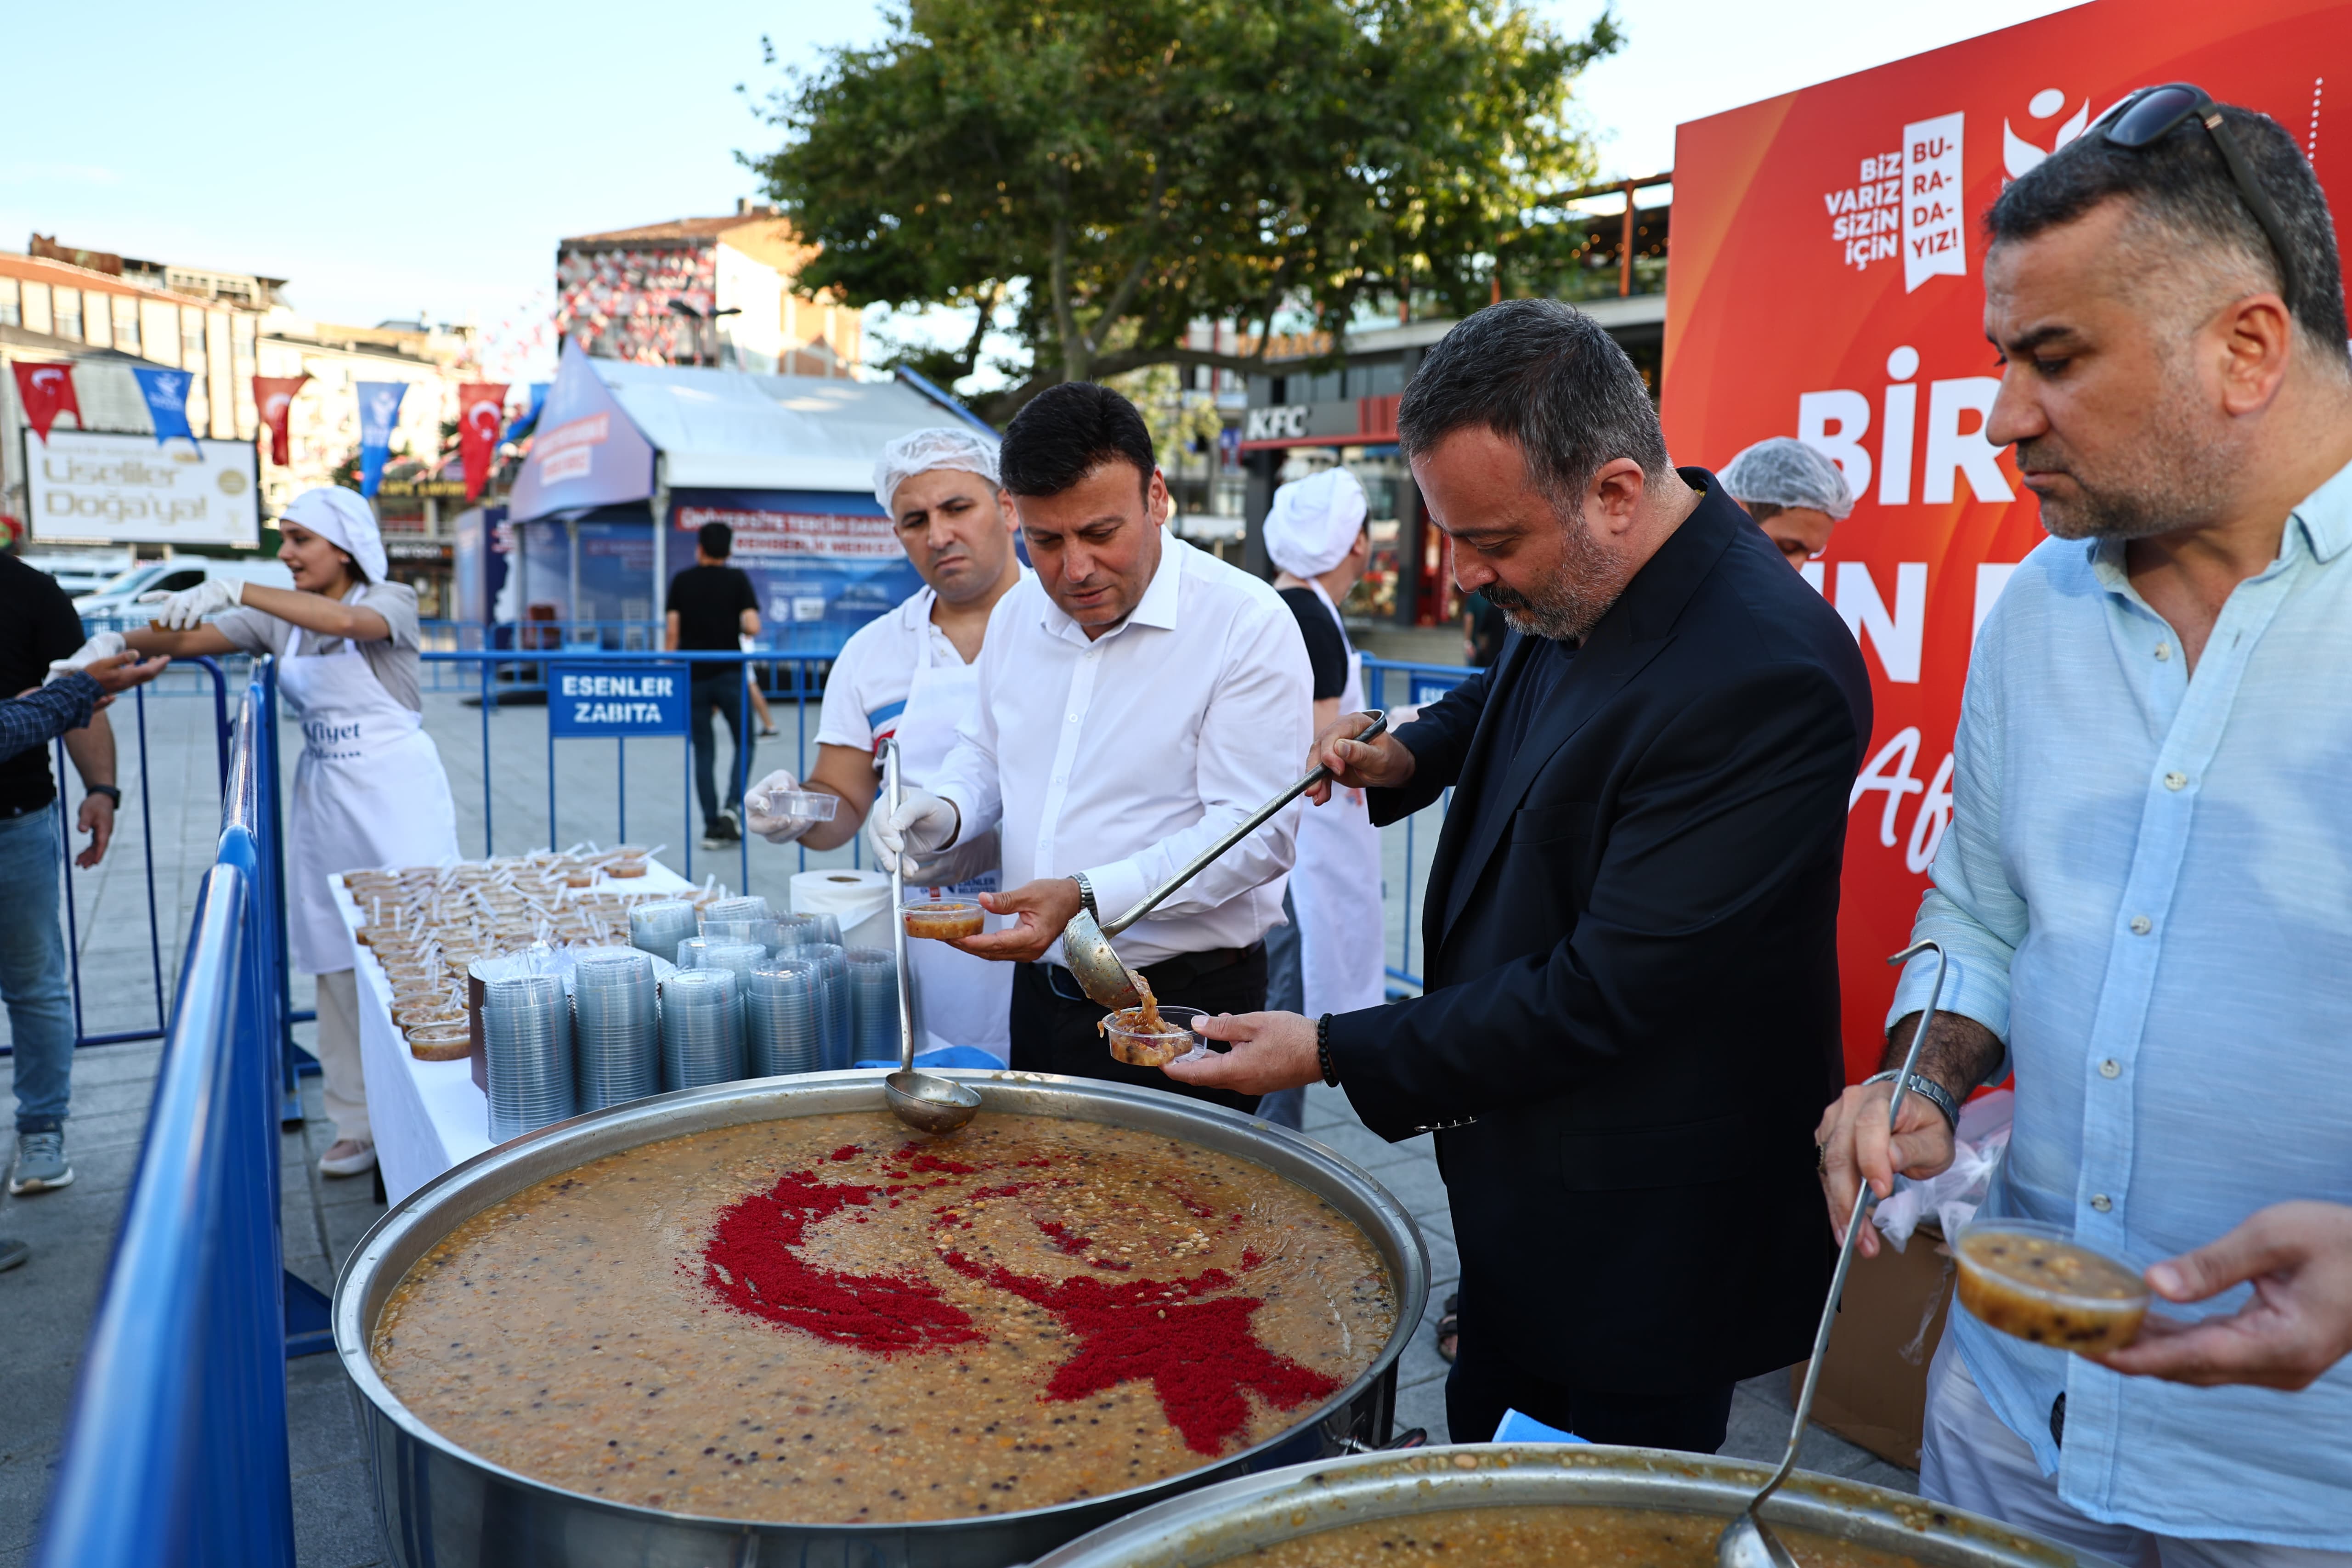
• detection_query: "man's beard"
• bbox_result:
[2021,368,2241,542]
[1479,510,1632,642]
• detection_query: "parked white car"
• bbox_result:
[23,551,136,597]
[74,558,296,623]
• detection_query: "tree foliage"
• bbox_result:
[745,0,1620,421]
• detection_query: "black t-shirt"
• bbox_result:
[0,555,89,813]
[1471,634,1577,828]
[1278,587,1349,701]
[669,565,758,658]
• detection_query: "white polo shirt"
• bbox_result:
[929,532,1314,968]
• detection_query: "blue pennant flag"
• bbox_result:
[130,367,198,450]
[503,381,550,445]
[356,381,409,498]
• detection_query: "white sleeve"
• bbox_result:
[927,602,1010,846]
[813,629,877,753]
[1079,594,1313,923]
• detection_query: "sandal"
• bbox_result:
[1435,1291,1459,1364]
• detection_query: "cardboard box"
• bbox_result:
[1789,1220,1956,1470]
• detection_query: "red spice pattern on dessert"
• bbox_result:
[936,1243,1340,1455]
[701,1168,982,1354]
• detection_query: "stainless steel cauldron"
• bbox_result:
[1033,1443,2120,1568]
[334,1070,1430,1568]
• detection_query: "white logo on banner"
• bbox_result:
[1903,113,1967,292]
[2004,88,2092,180]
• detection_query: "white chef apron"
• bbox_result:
[1292,581,1386,1016]
[281,640,461,975]
[895,622,1012,1063]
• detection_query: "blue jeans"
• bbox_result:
[0,809,73,1133]
[1258,886,1305,1131]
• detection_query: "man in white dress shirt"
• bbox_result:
[869,381,1313,1111]
[743,426,1029,1062]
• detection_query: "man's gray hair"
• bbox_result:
[1396,298,1669,509]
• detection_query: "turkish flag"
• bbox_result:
[253,374,310,465]
[12,361,81,442]
[458,383,509,502]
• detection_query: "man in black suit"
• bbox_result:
[1171,298,1872,1452]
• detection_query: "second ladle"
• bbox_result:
[1062,711,1389,1011]
[1716,938,1949,1568]
[879,736,981,1135]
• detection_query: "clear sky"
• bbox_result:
[2,0,2086,381]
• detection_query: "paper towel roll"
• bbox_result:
[790,869,895,953]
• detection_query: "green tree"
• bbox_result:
[745,0,1619,422]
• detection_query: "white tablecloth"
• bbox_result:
[330,860,694,1207]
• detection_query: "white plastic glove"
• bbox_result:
[153,576,243,629]
[865,791,960,876]
[46,631,126,683]
[744,769,820,845]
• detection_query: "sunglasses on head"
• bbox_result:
[2092,82,2303,308]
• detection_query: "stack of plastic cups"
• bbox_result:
[661,968,744,1090]
[702,895,771,926]
[482,974,576,1141]
[745,958,825,1076]
[845,947,899,1063]
[774,912,841,953]
[629,900,698,961]
[796,942,851,1069]
[675,936,716,970]
[700,918,777,956]
[570,947,658,1110]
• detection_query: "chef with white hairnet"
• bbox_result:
[742,426,1028,1064]
[1718,436,1854,569]
[1265,468,1385,1057]
[127,486,458,1180]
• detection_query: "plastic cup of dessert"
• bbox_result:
[607,858,649,879]
[769,790,839,823]
[1104,1005,1211,1069]
[407,1024,474,1062]
[902,898,986,941]
[1955,1218,2150,1353]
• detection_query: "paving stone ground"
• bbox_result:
[0,667,1908,1566]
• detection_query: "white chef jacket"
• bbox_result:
[929,532,1314,968]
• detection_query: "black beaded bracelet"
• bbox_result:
[1316,1013,1339,1087]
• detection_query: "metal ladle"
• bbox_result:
[1717,938,1949,1568]
[879,737,982,1135]
[1061,712,1390,1011]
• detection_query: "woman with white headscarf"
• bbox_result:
[1264,467,1385,1041]
[128,486,458,1179]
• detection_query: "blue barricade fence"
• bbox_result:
[1358,656,1471,994]
[35,660,308,1568]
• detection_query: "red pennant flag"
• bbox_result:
[12,361,81,442]
[458,383,509,502]
[253,374,310,466]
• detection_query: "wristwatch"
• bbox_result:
[1864,1068,1960,1131]
[1071,872,1099,921]
[85,785,121,806]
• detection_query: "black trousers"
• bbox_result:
[688,673,754,827]
[1445,1314,1736,1452]
[1010,945,1266,1116]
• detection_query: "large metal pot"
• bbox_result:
[334,1070,1430,1568]
[1033,1444,2118,1568]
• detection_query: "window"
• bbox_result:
[112,295,139,354]
[54,287,82,342]
[157,569,205,594]
[0,277,17,327]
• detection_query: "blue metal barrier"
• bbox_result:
[34,667,304,1566]
[1358,656,1475,994]
[2,658,235,1060]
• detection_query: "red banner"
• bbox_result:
[458,383,509,502]
[1662,0,2352,1082]
[253,374,310,465]
[12,361,81,442]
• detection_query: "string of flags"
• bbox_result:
[11,361,551,505]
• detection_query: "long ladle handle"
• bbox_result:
[884,738,915,1075]
[1100,711,1389,938]
[1754,939,1949,1510]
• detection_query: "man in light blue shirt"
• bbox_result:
[1815,91,2352,1564]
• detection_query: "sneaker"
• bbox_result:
[9,1131,73,1195]
[321,1138,377,1178]
[701,809,742,849]
[0,1237,26,1273]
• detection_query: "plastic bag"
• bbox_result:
[1871,1087,2013,1253]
